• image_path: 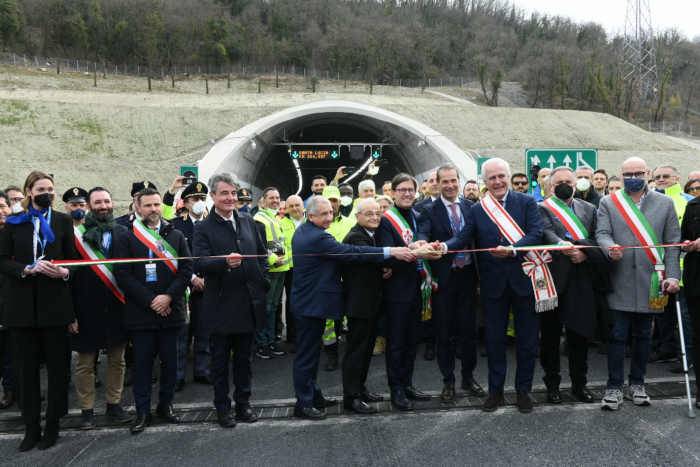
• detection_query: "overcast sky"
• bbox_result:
[512,0,699,40]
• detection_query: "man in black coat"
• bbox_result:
[418,164,484,402]
[171,181,211,390]
[71,187,132,429]
[193,174,268,428]
[113,188,192,435]
[538,167,607,403]
[341,198,387,414]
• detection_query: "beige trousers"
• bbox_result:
[74,343,126,410]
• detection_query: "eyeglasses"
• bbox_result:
[622,171,646,179]
[394,188,415,194]
[654,174,672,180]
[512,181,528,186]
[688,186,700,193]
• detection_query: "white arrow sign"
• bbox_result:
[530,155,541,166]
[563,154,572,167]
[547,155,556,169]
[576,151,593,169]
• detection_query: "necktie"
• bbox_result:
[448,204,467,268]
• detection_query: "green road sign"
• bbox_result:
[525,148,597,181]
[476,157,491,179]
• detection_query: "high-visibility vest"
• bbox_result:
[254,208,290,273]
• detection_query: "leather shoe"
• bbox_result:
[361,391,384,403]
[572,387,595,403]
[390,388,414,411]
[155,404,180,423]
[423,343,435,361]
[37,424,58,451]
[482,392,504,412]
[106,403,134,424]
[130,413,151,434]
[193,375,212,385]
[405,386,430,401]
[440,383,456,402]
[516,392,534,414]
[235,405,258,423]
[344,398,377,414]
[294,406,326,420]
[313,395,338,409]
[462,379,486,397]
[18,426,41,452]
[217,411,237,428]
[547,388,562,404]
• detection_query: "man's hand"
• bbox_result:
[226,253,243,269]
[169,176,187,195]
[191,276,205,292]
[569,249,587,264]
[663,278,680,295]
[681,240,695,252]
[412,243,443,260]
[151,294,172,314]
[608,245,623,261]
[332,166,348,183]
[382,267,393,279]
[68,321,79,334]
[490,245,514,258]
[32,260,68,279]
[390,247,416,262]
[558,241,576,257]
[408,240,427,249]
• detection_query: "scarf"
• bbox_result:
[6,207,55,244]
[83,211,116,251]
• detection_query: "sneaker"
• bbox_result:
[268,344,286,357]
[628,385,651,406]
[601,389,623,411]
[255,346,272,359]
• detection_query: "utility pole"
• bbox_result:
[622,0,659,107]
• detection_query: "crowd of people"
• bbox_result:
[1,156,700,452]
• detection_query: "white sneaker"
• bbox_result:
[601,389,623,411]
[628,384,651,406]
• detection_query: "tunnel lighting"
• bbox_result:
[292,158,303,195]
[250,140,257,150]
[344,156,374,184]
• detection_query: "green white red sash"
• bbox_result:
[74,225,125,304]
[384,207,438,321]
[609,190,667,309]
[481,192,558,312]
[542,197,588,240]
[132,219,178,274]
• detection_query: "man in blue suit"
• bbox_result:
[418,164,484,403]
[443,158,545,414]
[291,196,415,420]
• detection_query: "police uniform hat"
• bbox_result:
[237,188,252,201]
[62,186,88,203]
[131,180,158,197]
[182,181,208,198]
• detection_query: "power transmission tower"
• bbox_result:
[622,0,658,103]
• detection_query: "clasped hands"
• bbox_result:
[24,260,69,280]
[557,241,587,264]
[151,294,172,316]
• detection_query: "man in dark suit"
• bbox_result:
[193,173,268,428]
[444,158,545,414]
[538,167,606,404]
[341,198,387,414]
[113,187,192,434]
[418,164,484,402]
[171,181,211,390]
[292,195,415,420]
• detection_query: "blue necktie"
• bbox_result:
[449,203,467,268]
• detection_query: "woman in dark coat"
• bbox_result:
[681,194,700,407]
[0,171,77,451]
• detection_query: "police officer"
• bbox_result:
[113,187,192,434]
[171,181,211,390]
[63,187,88,227]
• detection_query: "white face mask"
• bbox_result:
[340,196,353,207]
[11,202,23,214]
[191,200,206,216]
[576,178,591,192]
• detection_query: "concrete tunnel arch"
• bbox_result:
[197,100,476,197]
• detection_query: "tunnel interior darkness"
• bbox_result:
[254,120,410,198]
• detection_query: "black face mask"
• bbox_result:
[33,193,53,209]
[554,183,574,201]
[71,209,86,220]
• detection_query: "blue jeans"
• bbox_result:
[256,272,285,348]
[607,310,653,389]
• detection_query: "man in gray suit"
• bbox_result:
[538,167,608,404]
[596,157,681,411]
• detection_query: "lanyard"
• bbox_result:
[32,208,52,263]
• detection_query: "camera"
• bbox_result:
[267,240,286,257]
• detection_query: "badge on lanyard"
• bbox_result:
[145,263,157,283]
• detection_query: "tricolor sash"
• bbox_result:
[132,219,179,274]
[481,192,558,312]
[542,197,588,241]
[384,207,438,321]
[609,190,667,310]
[74,225,126,304]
